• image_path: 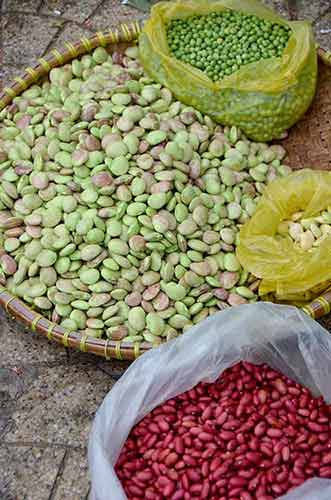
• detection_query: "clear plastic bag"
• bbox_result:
[139,0,317,141]
[237,170,331,304]
[88,302,331,500]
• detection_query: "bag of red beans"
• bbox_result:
[89,303,331,500]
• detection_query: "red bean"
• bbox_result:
[165,452,178,466]
[189,484,202,496]
[281,446,290,462]
[198,431,214,442]
[128,485,143,496]
[174,460,185,470]
[227,439,238,451]
[201,445,217,459]
[320,466,331,477]
[145,490,157,499]
[190,426,202,435]
[274,379,287,395]
[201,481,210,498]
[224,419,241,430]
[271,483,284,495]
[183,436,191,447]
[157,476,170,488]
[308,421,327,432]
[229,476,247,487]
[174,436,184,454]
[216,410,228,424]
[183,454,196,466]
[288,387,300,396]
[158,419,170,432]
[149,423,160,433]
[210,456,221,472]
[278,468,289,482]
[163,481,175,496]
[246,451,261,464]
[202,406,212,420]
[136,470,153,482]
[267,428,283,438]
[260,444,273,457]
[181,472,190,490]
[213,464,230,479]
[220,430,236,440]
[186,469,200,482]
[158,449,170,462]
[172,490,184,500]
[257,389,268,404]
[254,421,266,436]
[322,452,331,465]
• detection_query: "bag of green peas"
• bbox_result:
[139,0,317,141]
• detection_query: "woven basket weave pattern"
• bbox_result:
[0,25,330,360]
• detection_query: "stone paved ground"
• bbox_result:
[0,1,330,499]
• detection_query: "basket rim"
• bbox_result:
[0,24,330,360]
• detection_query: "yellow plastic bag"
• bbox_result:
[236,170,331,303]
[139,0,317,142]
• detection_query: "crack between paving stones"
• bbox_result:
[37,0,46,13]
[42,23,67,56]
[2,440,85,450]
[97,364,126,381]
[47,449,68,500]
[2,10,97,32]
[286,0,297,21]
[86,0,107,22]
[84,486,91,500]
[0,62,25,68]
[0,355,89,371]
[313,5,331,26]
[0,419,15,441]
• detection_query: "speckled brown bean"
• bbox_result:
[141,300,154,313]
[142,284,160,301]
[125,292,142,307]
[153,292,169,311]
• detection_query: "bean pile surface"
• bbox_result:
[167,11,291,81]
[0,45,291,344]
[116,361,331,499]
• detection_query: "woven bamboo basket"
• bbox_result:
[0,21,331,360]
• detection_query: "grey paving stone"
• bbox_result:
[1,12,9,32]
[261,0,290,18]
[3,14,59,66]
[2,0,42,12]
[3,362,113,448]
[0,64,25,88]
[48,22,95,52]
[295,0,330,22]
[0,308,68,366]
[41,0,102,23]
[89,0,147,32]
[0,365,38,438]
[314,11,331,50]
[98,357,132,379]
[52,449,90,500]
[0,444,65,500]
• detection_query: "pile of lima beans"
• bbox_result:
[0,45,291,345]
